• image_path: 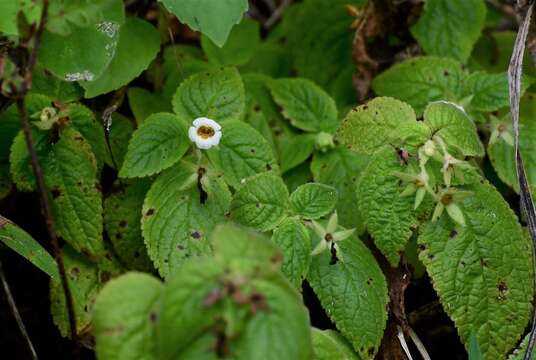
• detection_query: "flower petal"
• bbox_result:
[188,126,198,142]
[193,117,221,130]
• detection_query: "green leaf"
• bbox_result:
[202,19,260,66]
[104,179,153,271]
[312,328,361,360]
[240,43,292,78]
[142,162,230,278]
[468,332,484,360]
[67,103,107,169]
[372,56,465,115]
[39,22,119,83]
[308,233,388,359]
[207,121,278,188]
[93,272,162,360]
[271,218,311,288]
[119,113,189,178]
[0,215,58,278]
[11,125,106,259]
[311,148,369,233]
[157,259,225,358]
[410,0,486,63]
[45,128,106,260]
[356,146,418,266]
[46,0,125,36]
[270,78,338,133]
[336,97,429,154]
[283,162,313,194]
[158,0,248,47]
[418,182,533,359]
[50,245,122,338]
[81,17,161,98]
[211,223,282,273]
[290,183,337,220]
[462,72,532,112]
[230,172,290,232]
[159,258,312,360]
[423,101,484,157]
[172,67,246,123]
[31,65,83,102]
[10,129,50,192]
[230,274,313,360]
[163,60,215,101]
[285,0,361,89]
[277,134,316,174]
[127,87,172,125]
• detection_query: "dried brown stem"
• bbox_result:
[9,0,79,357]
[0,258,38,359]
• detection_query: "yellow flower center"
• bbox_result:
[197,125,215,139]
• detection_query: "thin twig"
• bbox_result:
[397,325,414,360]
[10,0,80,357]
[408,327,432,360]
[508,2,536,360]
[0,258,38,360]
[264,0,291,29]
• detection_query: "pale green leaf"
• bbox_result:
[172,67,246,123]
[411,0,486,63]
[418,182,533,359]
[82,17,161,98]
[230,172,289,232]
[312,328,361,360]
[157,259,225,358]
[356,146,418,266]
[372,56,465,115]
[231,275,313,360]
[290,183,337,220]
[308,233,388,359]
[207,121,278,188]
[158,0,248,47]
[142,162,230,278]
[211,222,282,273]
[271,218,311,288]
[270,78,338,133]
[119,113,189,178]
[159,258,312,360]
[423,101,484,157]
[94,272,162,360]
[0,215,58,278]
[336,97,429,154]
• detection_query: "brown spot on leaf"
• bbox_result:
[119,220,127,228]
[191,231,201,239]
[51,188,62,199]
[145,208,155,217]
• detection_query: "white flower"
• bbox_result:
[188,117,222,150]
